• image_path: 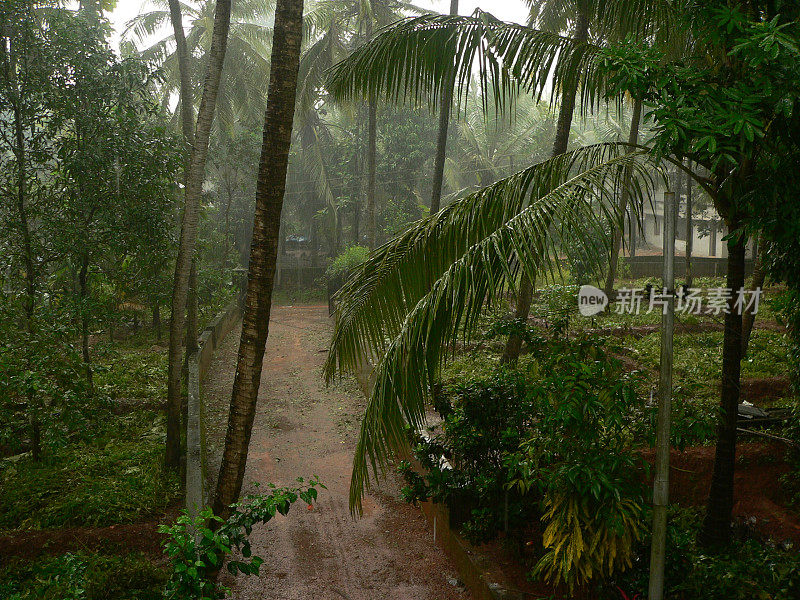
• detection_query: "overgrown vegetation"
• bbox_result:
[0,330,178,530]
[606,507,800,600]
[399,293,799,592]
[0,552,167,600]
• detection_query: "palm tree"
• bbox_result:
[163,0,233,471]
[124,0,274,133]
[429,0,458,214]
[326,3,780,550]
[213,0,305,519]
[325,142,661,511]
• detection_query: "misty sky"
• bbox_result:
[107,0,531,52]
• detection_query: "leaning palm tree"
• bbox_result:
[326,1,762,552]
[213,0,306,519]
[323,0,696,510]
[325,142,662,511]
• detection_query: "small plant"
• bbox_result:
[533,284,580,334]
[160,477,324,599]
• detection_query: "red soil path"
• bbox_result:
[203,304,470,600]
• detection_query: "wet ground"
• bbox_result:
[204,304,470,600]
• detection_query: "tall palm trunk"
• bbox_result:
[165,0,233,471]
[366,99,377,249]
[168,0,196,150]
[604,98,642,296]
[169,0,200,377]
[699,226,746,547]
[213,0,304,519]
[365,21,378,250]
[429,0,459,215]
[351,120,362,244]
[502,7,589,363]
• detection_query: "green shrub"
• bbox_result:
[401,367,537,543]
[0,308,99,456]
[325,246,370,284]
[507,338,646,590]
[532,284,579,334]
[0,552,167,600]
[405,334,647,562]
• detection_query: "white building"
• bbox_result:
[634,188,755,259]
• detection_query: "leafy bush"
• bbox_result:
[506,338,646,590]
[400,368,538,543]
[531,284,579,334]
[0,308,99,456]
[404,333,647,567]
[325,246,370,284]
[0,552,166,600]
[161,478,323,600]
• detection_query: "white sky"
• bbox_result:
[107,0,531,52]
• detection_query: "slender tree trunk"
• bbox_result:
[165,0,232,470]
[8,44,41,459]
[186,260,199,356]
[351,125,361,244]
[366,99,377,249]
[685,160,693,287]
[604,98,642,296]
[429,0,459,215]
[699,228,746,547]
[742,236,764,357]
[79,253,93,391]
[501,8,589,363]
[168,0,196,149]
[11,76,35,327]
[213,0,304,518]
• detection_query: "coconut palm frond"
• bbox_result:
[326,11,606,116]
[341,145,662,512]
[325,143,650,387]
[123,9,169,43]
[325,143,660,384]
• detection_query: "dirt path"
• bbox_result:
[204,305,470,600]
